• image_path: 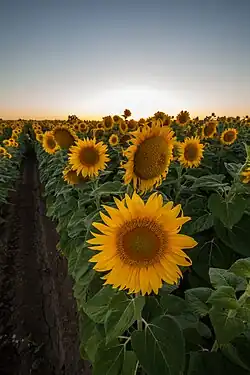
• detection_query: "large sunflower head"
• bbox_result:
[109,133,119,146]
[68,137,110,178]
[178,136,204,168]
[42,131,59,154]
[52,125,77,149]
[123,124,174,192]
[220,128,238,145]
[202,120,217,139]
[119,120,128,134]
[88,192,197,295]
[63,165,89,185]
[176,110,190,126]
[103,116,113,130]
[127,119,138,131]
[94,128,105,139]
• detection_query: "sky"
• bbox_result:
[0,0,249,120]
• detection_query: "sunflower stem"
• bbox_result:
[135,292,143,331]
[211,340,219,352]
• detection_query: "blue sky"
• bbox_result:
[0,0,249,119]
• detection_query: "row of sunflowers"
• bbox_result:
[0,121,26,212]
[27,110,250,374]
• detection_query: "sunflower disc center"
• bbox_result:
[54,129,75,148]
[184,143,199,161]
[117,218,165,265]
[134,136,170,180]
[204,123,216,136]
[79,146,100,166]
[47,137,56,149]
[224,131,235,142]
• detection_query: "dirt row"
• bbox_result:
[0,148,91,375]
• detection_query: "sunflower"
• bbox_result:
[241,167,250,184]
[113,115,121,123]
[0,146,7,157]
[176,110,190,126]
[36,133,44,143]
[88,192,196,295]
[109,133,119,146]
[119,121,128,134]
[127,119,138,131]
[63,165,89,185]
[178,136,204,168]
[94,128,105,139]
[103,116,113,130]
[3,139,11,147]
[52,125,77,149]
[123,124,174,192]
[79,122,88,133]
[72,123,80,132]
[220,128,238,145]
[42,131,59,154]
[202,120,217,139]
[123,109,131,118]
[68,137,110,178]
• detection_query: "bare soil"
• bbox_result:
[0,149,91,375]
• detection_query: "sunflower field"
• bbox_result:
[2,111,250,374]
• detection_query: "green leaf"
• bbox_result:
[188,351,249,375]
[208,193,246,229]
[229,258,250,279]
[91,181,123,196]
[224,162,243,178]
[207,286,240,309]
[161,294,198,329]
[183,213,214,235]
[209,268,247,291]
[83,286,118,324]
[121,351,138,375]
[191,174,227,190]
[105,293,145,344]
[185,287,212,317]
[79,312,103,362]
[209,306,245,344]
[93,343,124,375]
[131,315,185,375]
[222,343,250,371]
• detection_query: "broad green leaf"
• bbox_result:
[121,351,138,375]
[229,258,250,279]
[224,162,243,178]
[207,286,240,309]
[191,174,227,190]
[183,213,214,235]
[161,294,198,329]
[209,306,245,344]
[209,268,247,291]
[91,181,123,196]
[185,287,212,317]
[83,286,118,323]
[227,215,250,256]
[105,293,145,343]
[79,312,103,362]
[93,343,124,375]
[188,351,249,375]
[131,315,185,375]
[208,193,246,229]
[222,343,250,371]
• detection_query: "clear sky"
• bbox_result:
[0,0,249,120]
